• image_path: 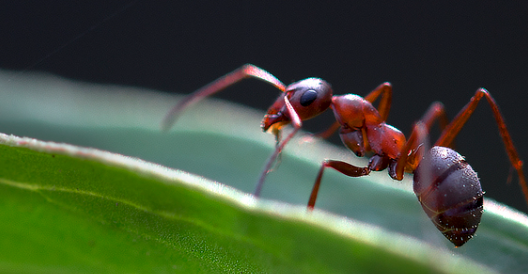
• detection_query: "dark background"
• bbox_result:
[1,1,527,213]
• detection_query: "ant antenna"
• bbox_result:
[161,64,286,131]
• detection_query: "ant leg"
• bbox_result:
[307,160,370,209]
[434,88,527,205]
[364,82,393,122]
[311,121,341,139]
[265,131,283,175]
[419,102,449,138]
[254,95,302,196]
[301,120,340,144]
[162,64,286,131]
[392,102,451,180]
[406,122,434,202]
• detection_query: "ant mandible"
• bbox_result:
[162,64,527,247]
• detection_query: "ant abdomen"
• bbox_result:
[413,146,484,247]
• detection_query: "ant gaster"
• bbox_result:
[162,64,527,247]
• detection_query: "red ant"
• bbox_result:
[162,64,527,247]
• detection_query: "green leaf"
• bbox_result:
[0,70,527,273]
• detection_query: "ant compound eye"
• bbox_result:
[300,89,318,107]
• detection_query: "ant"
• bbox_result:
[162,64,527,247]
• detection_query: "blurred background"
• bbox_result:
[1,1,527,213]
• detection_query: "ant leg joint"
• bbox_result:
[368,155,390,171]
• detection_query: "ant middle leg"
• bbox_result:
[363,82,393,122]
[392,102,451,180]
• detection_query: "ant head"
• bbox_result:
[261,78,333,132]
[285,78,333,119]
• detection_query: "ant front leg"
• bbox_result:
[254,95,303,197]
[307,160,370,209]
